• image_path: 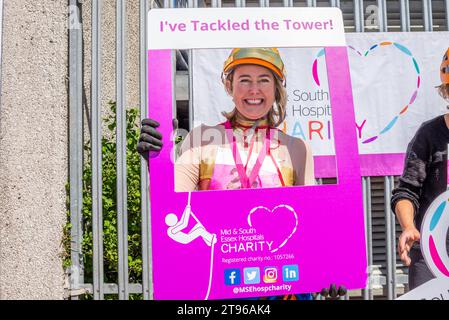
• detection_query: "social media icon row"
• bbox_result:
[225,265,299,286]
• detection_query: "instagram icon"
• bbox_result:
[263,267,278,283]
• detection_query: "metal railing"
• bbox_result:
[68,0,449,300]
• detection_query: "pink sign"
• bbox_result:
[147,8,366,300]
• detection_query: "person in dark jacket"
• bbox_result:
[391,47,449,290]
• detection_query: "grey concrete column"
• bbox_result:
[0,0,68,299]
[81,0,141,136]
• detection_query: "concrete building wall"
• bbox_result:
[81,0,141,141]
[0,0,69,299]
[0,0,144,299]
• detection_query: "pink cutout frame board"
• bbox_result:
[147,7,367,300]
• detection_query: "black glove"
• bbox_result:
[317,284,347,300]
[137,118,163,160]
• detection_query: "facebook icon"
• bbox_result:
[224,269,241,286]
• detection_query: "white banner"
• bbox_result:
[148,8,345,49]
[192,32,449,157]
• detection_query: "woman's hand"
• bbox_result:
[137,118,163,160]
[315,284,347,300]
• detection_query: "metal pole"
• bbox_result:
[91,0,104,301]
[400,0,411,32]
[361,177,373,300]
[283,0,293,7]
[384,176,393,300]
[188,0,198,8]
[362,177,368,300]
[422,0,433,31]
[140,0,153,301]
[211,0,222,7]
[366,177,373,300]
[445,0,449,31]
[235,0,246,8]
[307,0,317,7]
[69,0,84,300]
[188,0,198,131]
[389,176,397,299]
[354,0,364,33]
[377,0,387,32]
[329,0,340,8]
[116,0,129,300]
[259,0,269,7]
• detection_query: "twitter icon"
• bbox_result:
[243,267,260,284]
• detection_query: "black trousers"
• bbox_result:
[408,247,435,290]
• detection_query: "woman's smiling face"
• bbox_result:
[227,64,276,121]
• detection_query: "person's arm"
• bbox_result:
[395,199,421,266]
[391,125,429,266]
[172,205,192,233]
[291,137,315,186]
[174,127,202,192]
[302,141,315,186]
[175,150,201,192]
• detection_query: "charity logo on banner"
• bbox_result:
[192,32,449,177]
[147,7,367,300]
[397,190,449,300]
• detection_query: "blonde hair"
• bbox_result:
[221,69,287,128]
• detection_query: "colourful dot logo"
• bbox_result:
[312,42,420,145]
[421,193,449,279]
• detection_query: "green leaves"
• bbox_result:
[65,101,144,296]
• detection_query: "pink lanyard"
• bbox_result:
[224,121,273,189]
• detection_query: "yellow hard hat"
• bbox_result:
[223,48,286,81]
[441,48,449,84]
